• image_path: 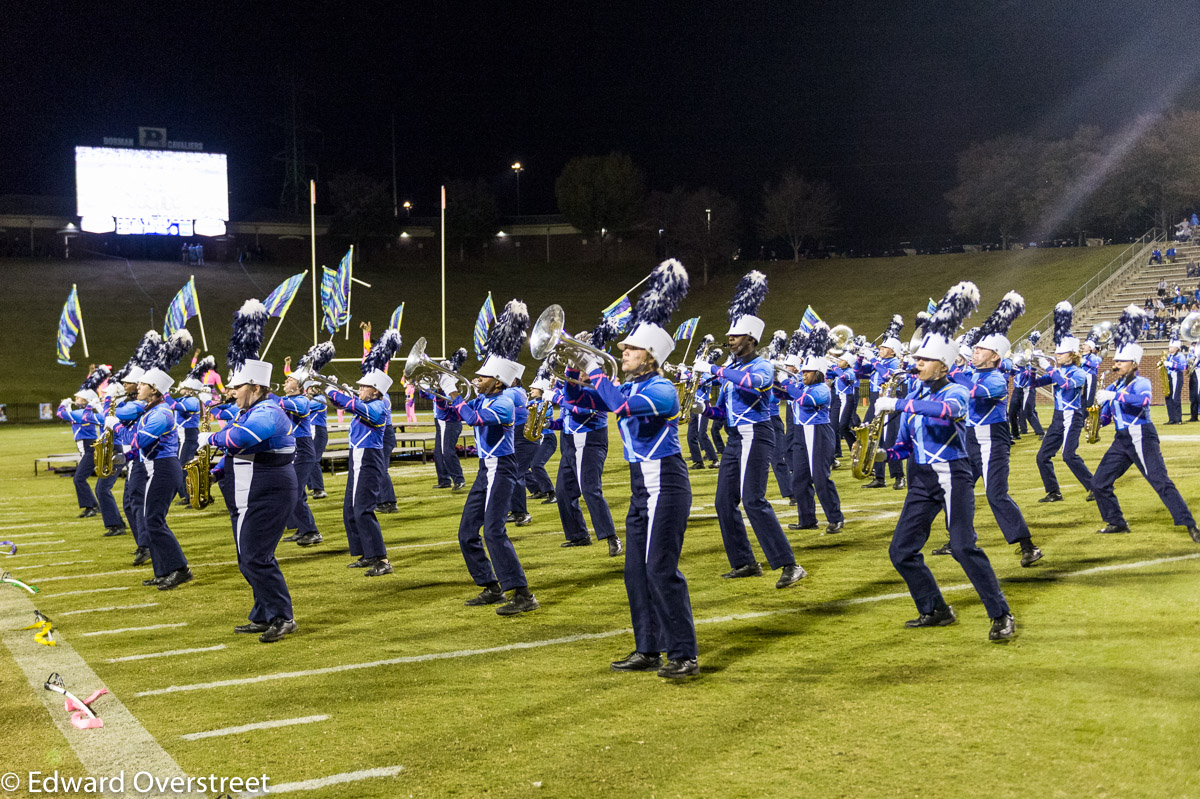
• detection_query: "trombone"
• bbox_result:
[404,337,474,401]
[529,305,619,385]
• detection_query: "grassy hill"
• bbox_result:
[5,246,1118,410]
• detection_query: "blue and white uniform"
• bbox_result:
[860,355,906,482]
[132,399,189,580]
[1164,350,1187,424]
[1018,364,1045,436]
[767,384,793,500]
[1033,362,1094,496]
[113,398,149,548]
[833,359,862,452]
[526,394,558,496]
[430,393,465,488]
[506,385,538,517]
[453,389,528,591]
[885,378,1010,620]
[1092,374,1196,530]
[783,377,843,528]
[326,387,390,561]
[209,397,297,625]
[965,367,1030,544]
[166,393,203,501]
[556,384,617,544]
[1081,352,1102,408]
[57,401,100,511]
[280,392,318,536]
[306,391,329,493]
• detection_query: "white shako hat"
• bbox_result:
[138,367,176,395]
[1052,301,1080,354]
[476,300,530,387]
[616,260,691,365]
[975,291,1025,357]
[1112,304,1147,363]
[179,354,216,392]
[228,359,273,388]
[913,282,981,369]
[725,270,768,342]
[357,369,393,395]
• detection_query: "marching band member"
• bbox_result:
[782,324,844,534]
[525,361,558,502]
[766,330,794,503]
[1033,302,1094,503]
[280,342,335,548]
[567,261,700,678]
[107,336,158,565]
[694,271,806,588]
[860,314,907,489]
[362,322,400,515]
[1019,330,1046,439]
[201,356,300,642]
[877,282,1015,642]
[1080,335,1103,411]
[326,329,401,577]
[306,380,330,499]
[56,369,106,524]
[506,375,535,527]
[1188,343,1199,423]
[430,348,468,491]
[131,367,193,590]
[444,300,539,615]
[170,352,210,506]
[1091,306,1200,541]
[686,348,723,468]
[555,326,621,555]
[1163,338,1187,425]
[833,348,861,457]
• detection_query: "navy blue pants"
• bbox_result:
[865,392,904,480]
[1022,388,1044,435]
[288,437,318,534]
[228,455,296,623]
[710,421,725,455]
[307,425,328,492]
[434,418,465,487]
[556,429,616,542]
[686,414,719,464]
[528,434,557,494]
[73,441,98,509]
[1093,425,1196,528]
[1008,387,1025,437]
[378,422,397,504]
[94,452,125,529]
[1166,371,1183,423]
[1190,371,1198,421]
[889,459,1009,619]
[828,396,844,457]
[510,435,540,515]
[716,421,795,570]
[770,415,793,499]
[344,447,387,559]
[837,392,859,452]
[142,457,188,577]
[1036,409,1092,494]
[459,454,527,590]
[124,460,149,548]
[625,456,697,660]
[177,426,198,499]
[966,424,1030,544]
[792,423,843,527]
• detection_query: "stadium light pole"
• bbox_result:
[511,162,523,215]
[310,180,318,346]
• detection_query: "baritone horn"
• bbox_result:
[829,324,854,351]
[404,337,474,400]
[529,304,618,385]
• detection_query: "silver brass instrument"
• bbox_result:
[404,337,474,401]
[830,324,854,351]
[1181,311,1200,379]
[678,335,716,421]
[305,372,357,395]
[1088,321,1114,356]
[184,409,215,510]
[529,305,619,386]
[850,371,906,480]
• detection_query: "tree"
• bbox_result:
[945,135,1039,249]
[1104,111,1200,233]
[757,171,838,262]
[444,179,500,261]
[646,186,740,285]
[328,170,391,254]
[555,153,646,260]
[1022,126,1108,244]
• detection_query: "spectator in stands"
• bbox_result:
[1143,318,1154,340]
[1158,277,1169,296]
[1166,246,1178,263]
[1155,297,1166,312]
[1145,296,1155,310]
[1186,261,1198,278]
[1151,248,1164,265]
[1175,285,1186,309]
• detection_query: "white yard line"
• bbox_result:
[108,644,227,663]
[6,539,66,546]
[80,622,187,637]
[10,549,81,556]
[39,586,131,598]
[136,551,1200,698]
[237,765,405,795]
[10,560,94,570]
[180,714,329,741]
[60,602,158,616]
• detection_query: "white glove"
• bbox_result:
[197,431,212,448]
[89,399,103,412]
[438,373,459,396]
[576,354,602,374]
[874,396,898,414]
[692,359,713,375]
[1037,357,1052,372]
[198,390,213,404]
[104,416,119,431]
[325,385,339,397]
[59,398,71,408]
[1095,389,1116,403]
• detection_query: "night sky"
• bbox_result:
[4,1,1198,244]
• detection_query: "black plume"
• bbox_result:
[927,282,980,339]
[728,271,768,322]
[159,329,193,370]
[629,259,690,330]
[535,358,554,384]
[80,364,110,393]
[362,329,401,375]
[298,341,337,373]
[1113,304,1145,350]
[483,300,529,361]
[1028,329,1042,344]
[914,311,931,334]
[787,327,806,356]
[591,315,623,351]
[961,326,981,348]
[186,356,215,382]
[881,314,904,341]
[448,347,469,372]
[978,291,1025,339]
[768,330,788,360]
[1053,301,1074,345]
[227,300,268,375]
[803,322,834,361]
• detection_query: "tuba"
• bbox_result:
[530,305,619,385]
[403,337,474,401]
[850,371,906,480]
[678,335,716,419]
[184,409,215,510]
[93,406,115,479]
[523,397,550,442]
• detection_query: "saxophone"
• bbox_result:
[679,335,716,423]
[851,371,906,480]
[93,404,115,479]
[184,409,215,510]
[523,398,549,442]
[1158,353,1171,396]
[1086,369,1115,445]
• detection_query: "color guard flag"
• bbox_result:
[320,268,340,335]
[601,293,633,335]
[321,249,353,335]
[388,302,405,332]
[674,317,699,341]
[56,286,83,366]
[473,292,496,361]
[927,298,937,315]
[263,272,306,319]
[163,279,200,337]
[799,305,822,334]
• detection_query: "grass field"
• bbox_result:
[2,405,1199,798]
[7,245,1121,408]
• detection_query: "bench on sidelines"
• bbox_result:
[319,434,427,475]
[34,452,83,476]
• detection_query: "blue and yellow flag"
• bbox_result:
[674,317,699,341]
[473,292,496,361]
[799,305,822,334]
[163,279,199,337]
[321,249,353,335]
[263,272,306,319]
[927,298,937,315]
[389,303,404,332]
[56,287,83,366]
[602,293,633,335]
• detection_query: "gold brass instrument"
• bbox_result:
[830,324,854,351]
[1158,353,1171,396]
[850,371,906,480]
[530,304,619,386]
[404,337,474,401]
[678,335,716,421]
[523,397,550,442]
[1180,311,1200,380]
[93,405,115,479]
[184,409,215,510]
[1084,368,1116,445]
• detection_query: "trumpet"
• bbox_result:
[404,337,474,401]
[304,372,358,395]
[529,305,619,386]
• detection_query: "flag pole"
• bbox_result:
[679,316,700,364]
[310,180,318,347]
[261,269,307,358]
[74,284,89,358]
[344,244,355,340]
[190,275,209,351]
[441,185,447,359]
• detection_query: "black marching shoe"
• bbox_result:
[862,478,886,489]
[540,490,557,504]
[658,658,700,679]
[310,490,328,499]
[776,563,807,589]
[707,460,720,469]
[157,567,194,591]
[608,536,624,556]
[893,477,907,490]
[364,558,393,577]
[376,502,398,514]
[496,591,539,616]
[433,483,452,489]
[931,541,953,556]
[528,490,546,499]
[142,575,165,586]
[1020,545,1044,567]
[103,526,127,537]
[788,497,798,506]
[788,522,818,531]
[988,613,1016,642]
[347,556,371,568]
[175,498,191,507]
[131,547,151,566]
[505,511,518,523]
[1038,491,1063,503]
[824,520,845,534]
[561,537,593,548]
[689,461,706,470]
[722,562,763,579]
[296,532,323,547]
[1085,490,1096,502]
[282,531,302,542]
[77,507,98,518]
[1096,522,1131,534]
[466,585,506,606]
[831,459,842,470]
[610,651,662,672]
[452,483,466,493]
[1189,526,1200,544]
[260,618,297,643]
[513,513,533,527]
[905,604,956,628]
[234,621,270,634]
